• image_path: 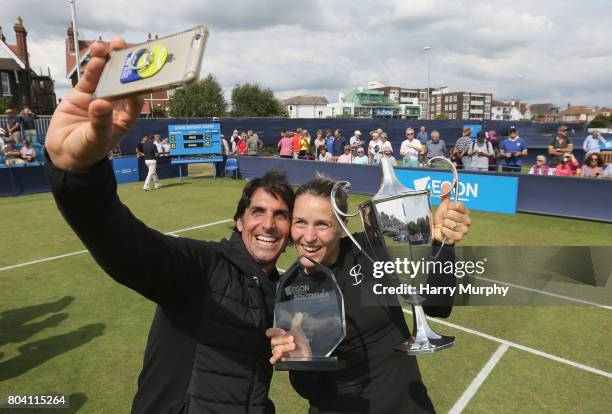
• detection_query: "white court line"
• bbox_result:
[0,219,232,273]
[448,343,510,414]
[473,275,612,311]
[402,308,612,379]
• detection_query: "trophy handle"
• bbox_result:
[426,156,459,203]
[331,181,376,264]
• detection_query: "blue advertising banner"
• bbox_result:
[464,124,482,138]
[394,169,519,215]
[112,156,139,184]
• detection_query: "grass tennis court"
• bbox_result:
[0,171,610,413]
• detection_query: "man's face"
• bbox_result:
[431,134,439,142]
[236,188,291,270]
[559,129,567,138]
[420,127,425,132]
[405,129,415,140]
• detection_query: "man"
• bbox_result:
[417,126,428,145]
[43,38,294,413]
[548,125,573,167]
[425,130,446,161]
[500,127,528,173]
[152,134,163,154]
[5,109,21,142]
[528,155,553,175]
[3,140,25,165]
[292,128,302,159]
[142,135,161,190]
[332,129,347,157]
[467,131,494,171]
[336,144,353,163]
[215,134,230,177]
[349,130,364,154]
[399,128,422,167]
[455,127,473,169]
[20,107,38,144]
[582,130,606,158]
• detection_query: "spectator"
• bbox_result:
[153,134,163,154]
[604,164,612,179]
[368,131,381,165]
[425,130,447,161]
[500,127,527,173]
[486,130,500,172]
[299,130,311,158]
[325,130,334,154]
[230,129,240,153]
[378,132,393,156]
[313,130,326,158]
[554,154,579,176]
[0,128,6,148]
[337,145,354,164]
[3,140,26,165]
[455,127,473,169]
[161,138,170,156]
[5,109,21,142]
[109,145,122,159]
[247,133,263,156]
[292,128,302,159]
[417,126,429,145]
[349,130,365,154]
[399,127,422,167]
[449,147,461,169]
[142,137,161,190]
[383,147,397,166]
[580,153,605,178]
[20,107,38,144]
[582,130,606,158]
[528,155,553,175]
[548,125,574,167]
[467,131,494,172]
[236,133,248,155]
[216,134,230,177]
[332,129,347,157]
[278,131,294,158]
[136,136,147,157]
[353,147,369,165]
[317,145,333,162]
[19,140,37,162]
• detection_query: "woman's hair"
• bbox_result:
[295,174,348,214]
[586,152,604,167]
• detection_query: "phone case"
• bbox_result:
[94,25,209,99]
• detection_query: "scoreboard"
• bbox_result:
[168,123,222,157]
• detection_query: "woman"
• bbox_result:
[299,130,312,158]
[20,140,37,162]
[267,177,470,413]
[486,130,500,172]
[314,131,326,158]
[317,146,333,162]
[554,153,579,176]
[278,131,294,158]
[580,153,604,178]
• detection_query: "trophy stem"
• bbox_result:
[395,305,455,354]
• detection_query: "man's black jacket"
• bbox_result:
[45,154,278,413]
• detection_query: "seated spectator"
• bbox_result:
[317,146,332,162]
[19,140,37,162]
[353,148,369,165]
[554,154,579,176]
[580,153,605,178]
[383,147,397,166]
[528,155,553,175]
[161,138,170,155]
[337,145,354,163]
[3,141,26,165]
[400,128,422,167]
[467,131,494,171]
[425,130,446,161]
[278,131,293,158]
[0,127,6,149]
[604,164,612,179]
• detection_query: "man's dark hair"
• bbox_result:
[295,175,348,214]
[233,170,294,231]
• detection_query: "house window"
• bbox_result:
[1,72,11,96]
[318,110,323,118]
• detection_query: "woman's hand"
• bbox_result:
[266,312,312,364]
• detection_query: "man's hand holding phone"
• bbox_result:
[45,37,143,171]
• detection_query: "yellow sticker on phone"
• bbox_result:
[137,45,168,79]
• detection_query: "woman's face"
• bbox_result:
[291,193,343,273]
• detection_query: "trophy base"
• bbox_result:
[275,356,346,371]
[394,335,455,355]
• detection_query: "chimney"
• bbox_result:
[67,22,75,53]
[13,16,29,67]
[148,33,152,40]
[0,26,5,43]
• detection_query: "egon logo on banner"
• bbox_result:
[394,169,519,215]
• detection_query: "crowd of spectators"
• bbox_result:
[0,127,38,166]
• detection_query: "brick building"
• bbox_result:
[65,24,171,116]
[0,17,57,114]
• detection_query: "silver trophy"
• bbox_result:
[331,155,459,354]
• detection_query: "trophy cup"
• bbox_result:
[331,155,459,354]
[273,256,347,370]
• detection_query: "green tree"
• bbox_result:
[168,74,227,117]
[434,113,449,120]
[231,83,288,117]
[0,96,12,114]
[588,114,611,128]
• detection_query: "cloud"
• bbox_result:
[1,0,610,106]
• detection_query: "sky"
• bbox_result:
[2,0,611,107]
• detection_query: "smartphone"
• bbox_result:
[94,26,209,99]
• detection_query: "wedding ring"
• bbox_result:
[449,220,457,230]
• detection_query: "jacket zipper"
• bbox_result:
[245,275,267,413]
